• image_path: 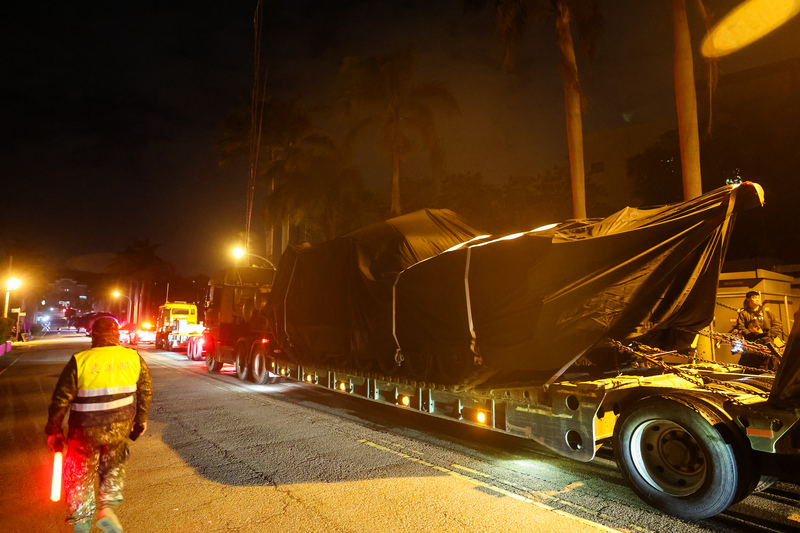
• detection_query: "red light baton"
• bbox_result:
[50,451,63,502]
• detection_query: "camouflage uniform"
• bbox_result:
[46,318,153,530]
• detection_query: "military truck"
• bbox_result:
[154,301,200,351]
[201,183,800,520]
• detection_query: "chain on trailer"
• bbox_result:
[682,326,784,378]
[610,335,776,404]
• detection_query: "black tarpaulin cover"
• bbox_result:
[393,183,765,388]
[267,209,483,359]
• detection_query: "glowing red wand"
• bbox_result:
[50,451,63,502]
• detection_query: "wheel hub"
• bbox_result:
[630,419,707,496]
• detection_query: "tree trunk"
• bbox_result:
[672,0,703,200]
[555,1,587,220]
[265,171,275,263]
[391,152,401,217]
[282,218,290,251]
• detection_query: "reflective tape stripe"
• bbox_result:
[71,396,134,412]
[77,385,137,397]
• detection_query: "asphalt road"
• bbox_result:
[2,334,800,532]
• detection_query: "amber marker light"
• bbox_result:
[701,0,800,57]
[476,411,487,424]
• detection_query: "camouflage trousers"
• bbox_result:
[64,437,130,525]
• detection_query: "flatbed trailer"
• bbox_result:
[277,341,797,518]
[201,185,800,519]
[210,319,800,520]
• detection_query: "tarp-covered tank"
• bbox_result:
[267,209,484,370]
[393,182,765,389]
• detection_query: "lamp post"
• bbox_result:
[4,277,21,319]
[233,247,276,269]
[113,291,133,323]
[701,0,800,57]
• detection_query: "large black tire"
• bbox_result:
[251,344,279,385]
[613,396,740,520]
[205,351,223,373]
[186,337,199,361]
[235,343,249,382]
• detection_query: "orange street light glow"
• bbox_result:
[701,0,800,57]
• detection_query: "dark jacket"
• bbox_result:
[736,305,783,343]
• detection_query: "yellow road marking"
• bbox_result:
[532,480,584,499]
[359,439,623,532]
[450,464,491,477]
[378,439,424,455]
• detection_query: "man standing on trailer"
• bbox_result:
[736,291,784,369]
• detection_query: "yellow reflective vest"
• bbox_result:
[70,345,141,426]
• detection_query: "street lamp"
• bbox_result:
[701,0,800,57]
[4,277,21,319]
[113,291,133,323]
[233,247,275,269]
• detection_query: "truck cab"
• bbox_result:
[202,266,275,380]
[155,301,198,350]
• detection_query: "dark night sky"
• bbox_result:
[3,1,799,277]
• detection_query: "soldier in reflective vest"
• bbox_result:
[46,317,153,533]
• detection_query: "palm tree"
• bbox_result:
[671,0,710,201]
[465,0,601,219]
[262,141,372,242]
[220,96,325,255]
[338,45,460,217]
[109,240,173,323]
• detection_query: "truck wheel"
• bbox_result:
[191,337,204,361]
[251,345,278,385]
[613,396,739,520]
[235,343,249,382]
[205,351,223,373]
[187,337,196,360]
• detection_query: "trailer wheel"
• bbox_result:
[613,396,741,520]
[205,351,223,373]
[251,344,278,385]
[235,343,249,381]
